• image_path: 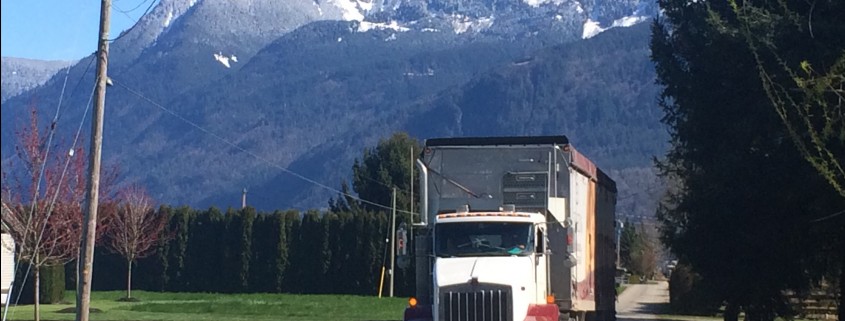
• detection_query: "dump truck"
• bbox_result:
[403,136,617,321]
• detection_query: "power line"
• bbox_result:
[810,208,845,223]
[113,79,418,216]
[64,56,97,104]
[115,0,153,14]
[16,60,73,269]
[109,0,157,42]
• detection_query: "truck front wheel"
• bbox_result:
[564,311,586,321]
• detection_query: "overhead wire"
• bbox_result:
[810,208,845,223]
[113,79,418,216]
[109,0,157,42]
[116,0,154,14]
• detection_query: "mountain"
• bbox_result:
[238,22,666,216]
[1,0,665,218]
[0,58,73,103]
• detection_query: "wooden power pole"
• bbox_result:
[77,0,110,320]
[390,188,396,297]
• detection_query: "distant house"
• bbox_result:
[1,205,16,304]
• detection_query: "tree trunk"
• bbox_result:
[34,265,40,321]
[839,254,843,321]
[126,260,132,299]
[724,302,740,321]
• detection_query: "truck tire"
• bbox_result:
[585,311,596,321]
[564,311,587,321]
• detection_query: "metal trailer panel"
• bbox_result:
[593,169,617,321]
[556,148,618,318]
[425,136,569,147]
[547,197,572,309]
[569,167,595,310]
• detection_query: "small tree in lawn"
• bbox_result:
[105,184,167,300]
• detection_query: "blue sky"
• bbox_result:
[1,0,157,61]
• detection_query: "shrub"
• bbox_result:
[668,263,720,315]
[13,264,66,304]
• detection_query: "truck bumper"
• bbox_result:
[404,304,433,321]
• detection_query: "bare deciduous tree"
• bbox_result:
[105,184,168,299]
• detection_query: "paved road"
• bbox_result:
[617,281,670,321]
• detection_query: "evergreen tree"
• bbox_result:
[652,0,844,319]
[272,211,291,293]
[282,210,303,292]
[351,132,421,213]
[165,206,193,291]
[184,207,224,292]
[248,213,272,293]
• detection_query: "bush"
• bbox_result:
[12,264,66,304]
[668,263,720,315]
[40,264,65,303]
[628,274,643,284]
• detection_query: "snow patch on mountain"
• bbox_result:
[213,52,237,68]
[582,19,605,38]
[450,14,494,34]
[331,0,365,21]
[357,0,374,11]
[612,15,649,27]
[523,0,568,7]
[523,0,550,7]
[582,15,648,39]
[151,0,199,40]
[163,9,174,27]
[315,1,324,16]
[358,20,409,32]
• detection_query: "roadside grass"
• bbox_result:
[0,291,408,321]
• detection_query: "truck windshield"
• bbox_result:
[435,222,533,257]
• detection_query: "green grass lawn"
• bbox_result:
[615,285,627,295]
[1,291,408,321]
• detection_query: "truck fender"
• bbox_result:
[523,304,560,321]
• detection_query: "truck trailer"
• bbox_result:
[403,136,617,321]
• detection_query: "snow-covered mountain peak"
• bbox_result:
[109,0,199,65]
[348,0,657,38]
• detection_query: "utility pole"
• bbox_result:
[390,187,396,297]
[242,188,247,209]
[77,0,110,320]
[409,147,414,242]
[616,219,624,268]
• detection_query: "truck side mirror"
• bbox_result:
[536,228,545,254]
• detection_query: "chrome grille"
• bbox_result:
[440,288,512,321]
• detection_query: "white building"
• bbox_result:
[1,232,13,304]
[1,207,16,304]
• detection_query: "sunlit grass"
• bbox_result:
[1,290,407,321]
